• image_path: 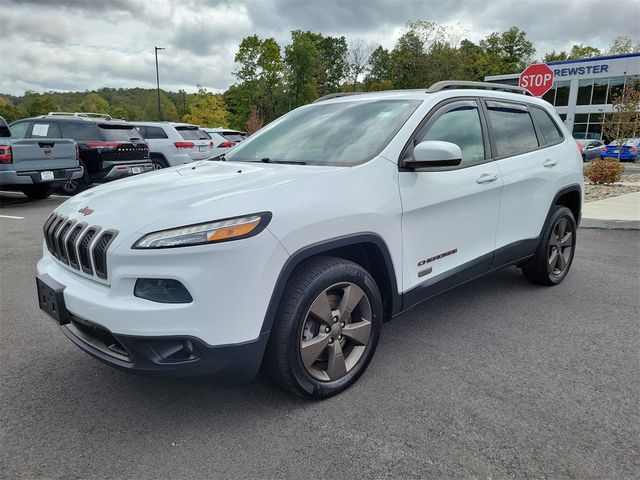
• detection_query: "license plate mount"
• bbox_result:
[131,167,142,174]
[41,171,54,181]
[36,274,70,325]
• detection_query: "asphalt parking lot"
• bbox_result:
[0,192,638,479]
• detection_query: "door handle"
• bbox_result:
[476,173,498,184]
[543,158,558,168]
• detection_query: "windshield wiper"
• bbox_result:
[261,158,307,165]
[208,153,226,161]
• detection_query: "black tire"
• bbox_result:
[59,160,88,196]
[23,183,53,200]
[151,155,169,170]
[265,256,383,399]
[521,206,577,286]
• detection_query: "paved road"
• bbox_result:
[1,192,638,479]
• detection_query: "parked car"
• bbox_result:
[36,81,583,398]
[133,122,215,168]
[576,139,605,162]
[0,115,82,199]
[600,138,640,162]
[202,128,247,158]
[10,113,153,195]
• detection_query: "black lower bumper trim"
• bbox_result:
[60,324,270,380]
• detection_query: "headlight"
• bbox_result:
[133,212,272,249]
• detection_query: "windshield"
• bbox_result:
[224,99,421,166]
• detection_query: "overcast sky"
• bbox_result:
[1,0,639,96]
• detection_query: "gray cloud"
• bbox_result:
[1,0,639,96]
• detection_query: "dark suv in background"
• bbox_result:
[10,113,153,194]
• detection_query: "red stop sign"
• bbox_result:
[519,63,554,97]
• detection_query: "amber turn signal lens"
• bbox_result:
[207,218,261,241]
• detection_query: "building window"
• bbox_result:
[555,81,570,106]
[572,123,587,139]
[577,79,593,105]
[575,113,589,123]
[607,76,625,104]
[592,78,609,105]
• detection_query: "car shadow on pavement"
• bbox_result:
[6,266,535,430]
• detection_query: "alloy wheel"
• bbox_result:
[548,217,573,276]
[299,282,372,382]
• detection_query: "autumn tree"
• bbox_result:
[245,105,263,134]
[183,87,229,127]
[602,80,640,158]
[608,35,640,55]
[78,92,109,113]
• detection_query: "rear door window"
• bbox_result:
[9,121,31,138]
[176,127,211,140]
[485,101,539,157]
[530,107,563,145]
[31,122,62,138]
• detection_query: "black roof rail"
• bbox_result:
[427,81,533,96]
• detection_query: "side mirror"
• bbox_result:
[403,140,462,169]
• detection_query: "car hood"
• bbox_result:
[55,160,341,234]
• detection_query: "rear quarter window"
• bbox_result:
[31,122,62,138]
[144,126,169,139]
[99,124,143,141]
[485,101,539,157]
[530,107,563,145]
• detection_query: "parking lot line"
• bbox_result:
[0,214,25,219]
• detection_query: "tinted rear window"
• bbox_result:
[99,124,143,141]
[176,127,210,140]
[223,133,245,142]
[530,107,562,145]
[486,101,539,157]
[60,122,100,141]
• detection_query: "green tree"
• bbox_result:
[568,44,601,59]
[183,87,229,127]
[284,31,320,107]
[78,92,109,113]
[27,95,58,116]
[479,26,535,75]
[544,50,568,62]
[364,46,392,90]
[0,97,23,123]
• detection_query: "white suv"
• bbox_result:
[36,82,583,399]
[202,128,247,158]
[133,122,214,168]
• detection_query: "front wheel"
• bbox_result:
[265,256,383,399]
[521,206,577,285]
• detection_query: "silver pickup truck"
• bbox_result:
[0,116,83,199]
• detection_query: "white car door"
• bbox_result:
[398,99,502,303]
[486,101,563,250]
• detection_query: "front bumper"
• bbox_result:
[0,166,83,186]
[60,313,270,378]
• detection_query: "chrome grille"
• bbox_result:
[43,214,118,280]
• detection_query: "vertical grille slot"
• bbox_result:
[49,216,67,259]
[92,230,117,279]
[56,220,76,264]
[78,227,99,275]
[66,223,86,270]
[43,214,57,253]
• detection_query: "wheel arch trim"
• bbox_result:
[259,233,401,335]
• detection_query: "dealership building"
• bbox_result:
[485,53,640,141]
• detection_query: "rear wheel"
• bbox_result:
[151,156,169,170]
[265,256,382,399]
[59,161,88,196]
[23,183,53,200]
[521,206,576,286]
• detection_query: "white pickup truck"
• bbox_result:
[0,116,83,199]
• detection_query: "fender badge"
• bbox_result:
[78,206,94,216]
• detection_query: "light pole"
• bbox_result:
[154,46,165,121]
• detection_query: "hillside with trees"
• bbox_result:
[0,24,637,132]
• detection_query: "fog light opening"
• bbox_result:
[134,278,193,304]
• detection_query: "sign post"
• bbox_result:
[519,63,555,97]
